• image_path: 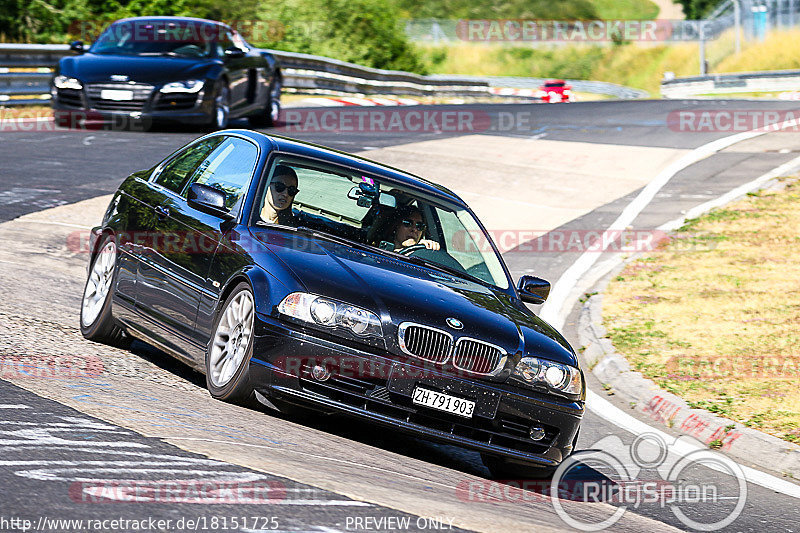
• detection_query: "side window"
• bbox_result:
[182,137,259,212]
[154,137,223,194]
[230,30,249,50]
[216,31,235,56]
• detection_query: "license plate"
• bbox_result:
[412,387,475,418]
[100,89,134,101]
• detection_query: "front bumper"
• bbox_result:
[52,85,212,126]
[250,315,584,468]
[53,106,211,126]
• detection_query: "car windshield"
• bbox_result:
[544,82,565,87]
[253,156,510,290]
[90,21,216,58]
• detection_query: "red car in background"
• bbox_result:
[537,80,572,103]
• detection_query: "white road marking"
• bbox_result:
[161,436,461,492]
[253,500,371,506]
[540,118,799,331]
[0,404,31,409]
[21,219,93,229]
[659,153,800,233]
[588,391,800,499]
[16,468,265,482]
[537,126,800,497]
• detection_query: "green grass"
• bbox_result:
[603,179,800,444]
[589,0,660,19]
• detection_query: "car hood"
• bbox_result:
[58,53,215,84]
[252,229,576,367]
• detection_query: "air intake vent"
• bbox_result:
[398,323,452,364]
[85,83,153,111]
[453,338,505,375]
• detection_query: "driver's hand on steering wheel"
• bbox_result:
[420,238,440,251]
[397,237,440,251]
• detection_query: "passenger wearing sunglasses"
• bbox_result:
[260,165,300,225]
[392,206,440,251]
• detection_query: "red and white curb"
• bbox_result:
[300,97,420,107]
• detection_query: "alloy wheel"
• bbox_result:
[81,241,116,327]
[215,85,230,129]
[209,290,254,387]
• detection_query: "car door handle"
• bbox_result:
[154,206,170,219]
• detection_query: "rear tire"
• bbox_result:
[206,283,256,404]
[80,235,130,347]
[248,78,281,128]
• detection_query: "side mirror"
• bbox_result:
[70,41,85,54]
[187,183,233,220]
[517,275,550,305]
[224,47,246,59]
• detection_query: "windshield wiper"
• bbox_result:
[294,226,376,252]
[400,254,489,287]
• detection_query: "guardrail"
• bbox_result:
[0,43,647,105]
[661,69,800,98]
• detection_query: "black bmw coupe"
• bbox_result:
[80,130,584,478]
[52,17,282,130]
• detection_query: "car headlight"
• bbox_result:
[512,356,582,395]
[160,80,204,94]
[53,75,82,90]
[278,292,382,337]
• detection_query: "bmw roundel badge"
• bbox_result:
[446,317,463,330]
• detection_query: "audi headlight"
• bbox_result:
[513,357,582,395]
[53,75,82,90]
[278,293,382,337]
[160,79,204,94]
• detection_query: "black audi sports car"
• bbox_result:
[52,17,282,130]
[80,130,585,478]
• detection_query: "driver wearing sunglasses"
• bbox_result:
[260,165,300,225]
[392,206,440,252]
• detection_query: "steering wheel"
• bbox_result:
[397,244,426,255]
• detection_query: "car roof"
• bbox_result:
[113,16,227,29]
[228,130,466,206]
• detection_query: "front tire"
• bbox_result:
[206,283,256,404]
[80,235,129,347]
[207,82,230,131]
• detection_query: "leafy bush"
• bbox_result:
[391,0,599,20]
[673,0,724,19]
[0,0,425,72]
[258,0,427,72]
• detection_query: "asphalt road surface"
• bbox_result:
[1,99,799,532]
